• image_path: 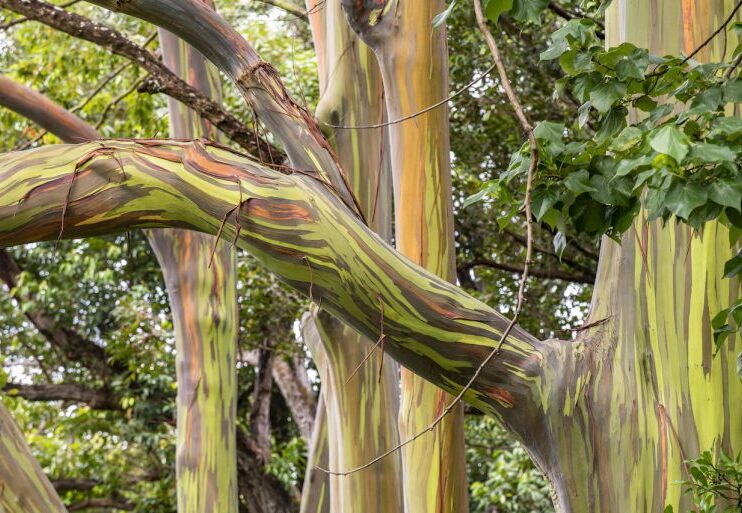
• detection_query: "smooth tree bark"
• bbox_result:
[0,401,67,513]
[0,48,241,512]
[148,12,240,513]
[305,1,403,511]
[337,2,470,511]
[0,67,292,513]
[0,1,740,512]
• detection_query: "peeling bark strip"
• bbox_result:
[0,0,279,159]
[0,402,67,513]
[82,0,361,215]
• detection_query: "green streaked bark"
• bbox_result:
[338,1,469,510]
[0,139,543,425]
[148,16,238,513]
[85,0,360,215]
[0,402,67,513]
[535,2,741,511]
[306,1,403,511]
[299,316,329,513]
[0,23,240,512]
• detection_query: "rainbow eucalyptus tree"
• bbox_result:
[0,1,740,513]
[149,12,239,513]
[0,10,292,512]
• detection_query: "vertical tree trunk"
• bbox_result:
[535,3,742,511]
[148,10,238,513]
[305,1,404,511]
[0,402,67,513]
[339,1,470,511]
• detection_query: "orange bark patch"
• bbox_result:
[248,199,312,222]
[484,386,515,407]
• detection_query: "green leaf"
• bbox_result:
[589,80,627,113]
[432,1,456,28]
[709,180,742,210]
[540,38,570,60]
[616,58,645,81]
[633,95,657,112]
[689,86,723,113]
[665,181,708,220]
[724,249,742,278]
[723,78,742,103]
[595,106,628,144]
[689,143,737,163]
[510,0,549,23]
[737,351,742,379]
[531,186,559,220]
[484,0,513,23]
[610,126,643,152]
[577,101,592,128]
[649,125,690,163]
[533,121,564,146]
[563,169,598,194]
[615,155,653,177]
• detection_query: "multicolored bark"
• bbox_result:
[0,24,239,511]
[306,1,403,511]
[84,0,361,217]
[536,2,742,511]
[1,3,739,513]
[0,139,541,423]
[338,1,469,510]
[148,13,238,513]
[0,402,67,513]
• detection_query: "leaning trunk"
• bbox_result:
[0,402,67,513]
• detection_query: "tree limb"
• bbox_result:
[0,0,281,160]
[0,140,553,455]
[3,382,120,410]
[68,498,133,511]
[258,0,307,19]
[458,258,594,284]
[82,0,361,216]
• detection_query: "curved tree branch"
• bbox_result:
[0,0,281,160]
[81,0,361,216]
[68,498,133,511]
[458,258,594,284]
[3,382,120,410]
[0,140,561,467]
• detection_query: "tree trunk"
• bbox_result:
[336,2,470,510]
[3,3,740,512]
[305,1,404,510]
[0,56,291,513]
[532,2,742,511]
[114,15,239,513]
[0,402,68,513]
